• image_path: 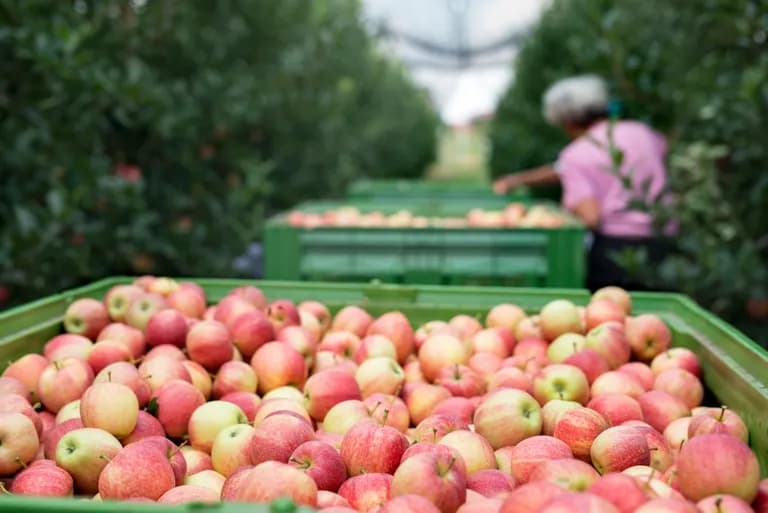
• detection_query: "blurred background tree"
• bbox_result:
[489,0,768,342]
[0,0,437,305]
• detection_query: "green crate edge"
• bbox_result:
[1,276,767,481]
[346,178,532,202]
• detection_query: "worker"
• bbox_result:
[493,75,672,291]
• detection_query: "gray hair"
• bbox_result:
[542,75,609,127]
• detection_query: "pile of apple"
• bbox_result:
[286,204,568,230]
[0,278,766,513]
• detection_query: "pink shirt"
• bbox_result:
[555,120,669,237]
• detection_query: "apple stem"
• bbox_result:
[0,482,10,495]
[98,454,112,462]
[178,440,189,450]
[32,402,42,411]
[107,371,112,383]
[369,401,382,417]
[717,405,728,422]
[432,427,438,442]
[381,408,390,425]
[14,457,27,469]
[678,439,685,451]
[715,496,723,513]
[644,468,655,486]
[53,360,61,371]
[453,364,460,380]
[447,456,456,472]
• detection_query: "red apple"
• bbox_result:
[55,427,121,494]
[650,348,701,378]
[539,492,620,513]
[278,325,319,365]
[676,434,760,502]
[380,494,441,513]
[221,461,317,506]
[211,423,256,477]
[317,332,361,359]
[185,320,233,372]
[617,362,655,390]
[439,429,497,475]
[0,411,39,476]
[587,394,643,426]
[752,479,768,513]
[471,328,511,358]
[591,371,645,399]
[516,316,544,341]
[267,299,301,332]
[341,420,409,475]
[42,418,82,460]
[486,303,527,333]
[629,424,673,472]
[124,293,166,332]
[220,391,261,423]
[354,334,398,364]
[0,393,42,436]
[180,446,213,475]
[391,451,467,513]
[637,391,691,432]
[553,407,609,461]
[364,393,410,433]
[414,413,469,443]
[419,334,470,382]
[697,495,755,513]
[188,400,248,453]
[302,369,362,422]
[547,333,586,364]
[563,350,610,384]
[528,458,600,491]
[44,334,93,362]
[166,286,207,319]
[97,323,145,360]
[151,379,206,438]
[653,369,702,409]
[64,298,110,340]
[181,360,212,399]
[80,382,139,438]
[229,310,275,360]
[625,315,671,362]
[2,354,48,402]
[290,440,347,492]
[37,357,94,413]
[299,301,331,333]
[339,472,393,512]
[404,383,452,425]
[104,284,145,321]
[499,481,565,513]
[137,355,191,392]
[436,364,485,398]
[355,356,405,397]
[589,425,650,474]
[414,321,456,350]
[86,340,131,374]
[322,400,372,435]
[433,397,476,426]
[662,416,691,456]
[510,435,573,484]
[467,469,515,499]
[214,295,258,329]
[473,389,542,450]
[253,398,311,427]
[584,322,631,369]
[145,343,186,362]
[585,299,626,330]
[588,473,648,513]
[157,484,218,504]
[533,364,590,405]
[592,286,631,314]
[212,361,257,399]
[9,459,73,497]
[541,399,582,436]
[135,436,187,485]
[122,410,165,445]
[98,442,180,500]
[687,406,748,443]
[317,490,353,509]
[539,300,583,341]
[367,311,414,364]
[251,341,307,393]
[249,412,315,465]
[331,305,373,338]
[146,309,189,348]
[469,352,503,377]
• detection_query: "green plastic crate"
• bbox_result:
[346,179,530,208]
[264,201,586,287]
[0,277,767,494]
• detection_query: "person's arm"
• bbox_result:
[493,165,560,194]
[571,198,601,230]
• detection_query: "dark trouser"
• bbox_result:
[587,232,671,292]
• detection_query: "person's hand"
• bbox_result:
[493,174,526,194]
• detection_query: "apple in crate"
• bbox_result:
[124,293,166,332]
[499,481,566,513]
[486,303,527,333]
[528,458,600,492]
[97,322,146,360]
[55,427,122,494]
[64,298,110,340]
[137,355,191,392]
[553,407,609,461]
[2,354,49,402]
[136,436,187,485]
[212,361,258,398]
[151,379,206,438]
[473,389,542,450]
[80,382,139,438]
[539,299,583,341]
[419,334,470,382]
[380,494,441,513]
[391,451,467,513]
[339,473,393,512]
[650,348,701,377]
[249,412,315,465]
[98,440,177,500]
[146,309,189,348]
[584,322,631,369]
[211,423,255,477]
[414,413,468,443]
[0,411,39,476]
[439,429,497,475]
[331,305,373,338]
[510,435,573,484]
[188,400,248,453]
[367,311,414,364]
[267,299,301,332]
[9,459,74,497]
[341,418,409,475]
[44,334,93,362]
[299,300,331,333]
[533,364,590,405]
[122,410,165,445]
[94,361,151,407]
[355,356,405,397]
[590,426,650,474]
[37,357,94,413]
[185,320,233,372]
[687,406,748,442]
[251,341,307,394]
[221,461,318,506]
[303,369,362,422]
[104,284,145,321]
[625,314,671,362]
[158,484,219,505]
[184,469,225,495]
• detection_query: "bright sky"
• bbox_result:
[362,0,550,126]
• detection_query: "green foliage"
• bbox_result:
[0,0,437,306]
[490,0,768,321]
